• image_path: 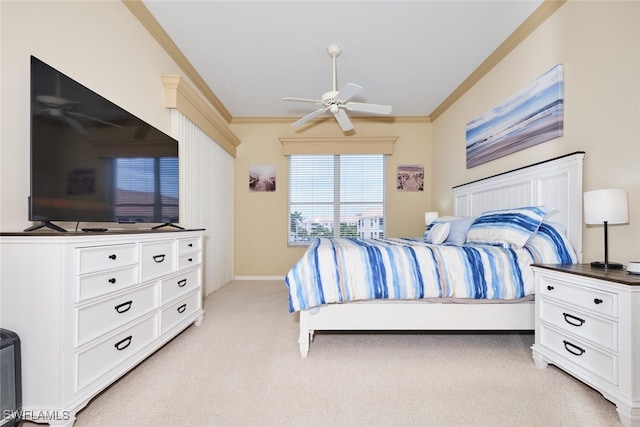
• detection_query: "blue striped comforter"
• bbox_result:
[285,236,572,312]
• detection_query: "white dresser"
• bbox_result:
[0,230,204,426]
[532,264,640,427]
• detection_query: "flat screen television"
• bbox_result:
[28,56,179,232]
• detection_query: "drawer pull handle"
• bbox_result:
[177,279,187,288]
[563,340,586,356]
[562,312,585,327]
[114,300,133,313]
[153,254,166,263]
[108,278,117,284]
[594,298,603,305]
[188,258,193,262]
[114,335,132,351]
[109,254,117,260]
[177,304,187,314]
[188,243,193,247]
[546,285,554,291]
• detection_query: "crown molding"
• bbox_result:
[162,75,241,157]
[430,0,566,121]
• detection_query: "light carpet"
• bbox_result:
[62,280,622,426]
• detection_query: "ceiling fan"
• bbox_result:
[34,70,122,135]
[35,94,123,135]
[282,45,392,132]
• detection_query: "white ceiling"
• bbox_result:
[142,0,544,120]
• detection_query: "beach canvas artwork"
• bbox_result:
[465,64,564,168]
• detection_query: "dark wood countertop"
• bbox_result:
[533,264,640,286]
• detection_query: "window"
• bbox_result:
[288,154,386,245]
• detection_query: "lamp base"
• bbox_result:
[591,261,624,269]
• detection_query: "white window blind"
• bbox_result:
[288,154,386,245]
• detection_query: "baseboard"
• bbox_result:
[233,276,285,281]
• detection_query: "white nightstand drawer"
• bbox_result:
[161,268,200,305]
[141,240,176,281]
[539,299,618,351]
[76,265,139,302]
[539,276,617,318]
[178,237,201,254]
[178,251,201,270]
[77,243,138,275]
[539,324,618,385]
[76,314,158,392]
[76,283,158,347]
[160,290,200,335]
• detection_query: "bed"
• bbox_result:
[286,152,585,357]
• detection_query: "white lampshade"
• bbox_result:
[584,189,629,225]
[424,211,439,225]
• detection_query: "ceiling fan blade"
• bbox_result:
[64,116,89,135]
[333,109,353,131]
[291,106,329,127]
[345,102,392,115]
[282,97,322,104]
[336,83,362,102]
[36,94,77,108]
[67,111,123,128]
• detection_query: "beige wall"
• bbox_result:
[0,1,185,231]
[231,119,431,277]
[432,0,640,264]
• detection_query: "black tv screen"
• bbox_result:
[29,56,179,227]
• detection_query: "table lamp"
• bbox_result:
[583,188,628,269]
[424,212,439,226]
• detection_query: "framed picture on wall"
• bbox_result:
[465,64,564,168]
[397,164,424,191]
[249,165,276,192]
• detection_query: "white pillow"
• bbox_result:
[425,222,451,244]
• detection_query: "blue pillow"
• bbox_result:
[466,206,550,248]
[445,217,476,245]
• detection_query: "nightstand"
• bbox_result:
[531,264,640,427]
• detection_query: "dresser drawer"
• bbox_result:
[160,268,200,305]
[539,276,617,318]
[76,314,158,392]
[77,243,138,275]
[160,290,200,335]
[141,240,176,281]
[539,324,618,385]
[178,251,201,270]
[76,284,158,347]
[539,299,618,351]
[76,265,139,302]
[178,237,201,253]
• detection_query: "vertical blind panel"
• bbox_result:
[171,110,234,295]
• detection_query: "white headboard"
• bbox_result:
[453,152,585,261]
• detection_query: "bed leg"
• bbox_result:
[299,310,311,357]
[298,332,310,357]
